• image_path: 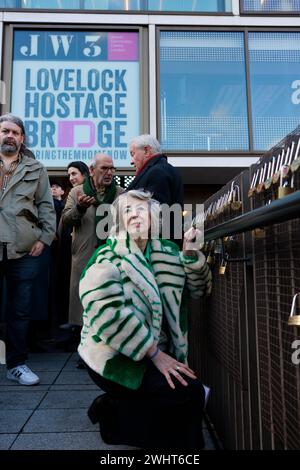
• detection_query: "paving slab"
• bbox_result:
[0,410,33,433]
[49,384,99,391]
[11,432,137,450]
[0,391,46,410]
[0,434,18,450]
[0,385,50,392]
[23,408,95,433]
[62,361,87,371]
[38,390,100,409]
[203,429,217,450]
[25,361,67,371]
[28,352,72,362]
[53,370,94,385]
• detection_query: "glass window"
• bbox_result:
[249,32,300,150]
[242,0,300,13]
[0,0,142,8]
[159,31,249,152]
[11,30,140,168]
[0,0,81,7]
[84,0,144,10]
[148,0,232,12]
[0,0,232,11]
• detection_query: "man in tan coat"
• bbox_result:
[0,114,56,385]
[61,154,124,333]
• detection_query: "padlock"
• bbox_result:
[219,258,227,275]
[207,253,215,265]
[272,148,285,184]
[224,235,238,253]
[288,293,300,327]
[248,187,256,198]
[290,138,300,172]
[206,241,215,264]
[264,158,275,190]
[256,182,265,194]
[252,228,266,239]
[230,185,242,211]
[291,156,300,173]
[278,186,294,199]
[248,169,260,198]
[278,172,294,199]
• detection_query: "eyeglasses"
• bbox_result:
[99,166,116,174]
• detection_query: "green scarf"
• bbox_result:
[83,176,117,246]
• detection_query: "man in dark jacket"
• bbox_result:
[127,134,184,244]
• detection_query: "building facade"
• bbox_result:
[0,0,299,193]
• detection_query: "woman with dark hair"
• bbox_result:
[57,161,90,350]
[67,161,89,187]
[61,155,123,364]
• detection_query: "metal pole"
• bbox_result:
[205,190,300,241]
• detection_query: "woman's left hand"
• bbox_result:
[183,227,203,256]
[151,349,197,389]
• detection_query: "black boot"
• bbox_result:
[87,394,120,444]
[88,394,107,424]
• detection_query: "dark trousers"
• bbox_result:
[0,247,40,369]
[87,361,205,450]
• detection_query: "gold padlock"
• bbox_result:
[288,293,300,327]
[207,253,215,265]
[231,200,242,211]
[248,187,256,198]
[277,166,294,199]
[252,228,266,239]
[219,259,227,275]
[264,177,273,190]
[206,241,215,264]
[291,156,300,173]
[256,182,265,194]
[278,186,294,199]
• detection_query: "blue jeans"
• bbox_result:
[0,246,41,369]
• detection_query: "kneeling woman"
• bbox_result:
[78,190,212,450]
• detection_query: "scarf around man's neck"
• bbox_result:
[83,176,117,246]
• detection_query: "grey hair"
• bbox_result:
[110,189,160,239]
[89,153,112,169]
[0,114,25,136]
[129,134,161,154]
[0,113,28,153]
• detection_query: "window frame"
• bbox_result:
[156,25,300,155]
[239,0,300,16]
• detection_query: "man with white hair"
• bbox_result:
[128,134,184,244]
[61,154,124,331]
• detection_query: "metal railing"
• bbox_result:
[188,125,300,450]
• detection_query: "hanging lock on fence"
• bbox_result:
[219,258,227,275]
[224,235,238,253]
[206,241,215,265]
[229,185,242,211]
[288,293,300,327]
[256,163,269,194]
[278,166,294,199]
[252,227,266,239]
[290,137,300,173]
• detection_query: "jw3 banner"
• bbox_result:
[12,30,140,167]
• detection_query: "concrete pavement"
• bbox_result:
[0,351,216,451]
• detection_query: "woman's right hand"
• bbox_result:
[150,349,197,389]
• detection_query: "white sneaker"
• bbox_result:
[7,365,40,386]
[203,384,211,408]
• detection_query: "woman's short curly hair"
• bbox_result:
[110,189,160,239]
